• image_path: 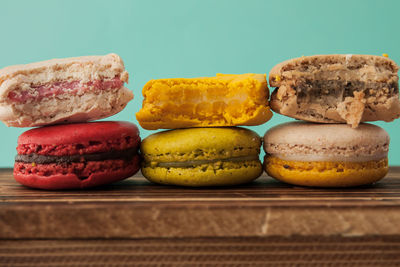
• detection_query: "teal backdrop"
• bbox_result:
[0,0,399,166]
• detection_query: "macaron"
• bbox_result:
[140,127,262,187]
[14,121,141,190]
[269,54,400,128]
[263,122,389,187]
[136,73,272,130]
[0,54,133,127]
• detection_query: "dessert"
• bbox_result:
[141,127,263,186]
[263,121,390,187]
[0,54,132,127]
[14,121,141,189]
[269,55,400,128]
[136,74,272,130]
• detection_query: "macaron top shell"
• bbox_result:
[264,122,389,162]
[268,54,398,87]
[0,54,127,87]
[18,121,140,145]
[141,127,261,163]
[264,122,389,147]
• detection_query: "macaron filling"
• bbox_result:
[15,147,137,164]
[8,76,124,104]
[264,143,389,163]
[148,155,259,168]
[14,146,139,180]
[294,80,398,107]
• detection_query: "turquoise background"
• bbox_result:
[0,0,399,167]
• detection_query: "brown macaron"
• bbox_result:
[269,54,400,128]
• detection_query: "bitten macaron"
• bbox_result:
[263,122,389,187]
[140,127,263,187]
[136,74,272,130]
[0,54,132,127]
[14,121,141,190]
[269,54,400,128]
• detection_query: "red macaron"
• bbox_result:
[14,121,141,190]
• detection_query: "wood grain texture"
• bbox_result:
[1,168,400,266]
[1,167,400,239]
[1,237,400,266]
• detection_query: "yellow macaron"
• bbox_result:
[141,127,263,186]
[136,74,272,130]
[263,122,390,187]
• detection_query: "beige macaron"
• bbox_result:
[263,121,390,187]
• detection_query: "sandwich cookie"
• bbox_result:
[269,54,400,128]
[136,74,272,130]
[263,122,390,187]
[0,54,133,127]
[14,121,140,190]
[141,127,262,187]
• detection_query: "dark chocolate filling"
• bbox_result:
[15,147,138,164]
[294,80,398,107]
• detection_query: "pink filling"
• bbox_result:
[8,77,123,103]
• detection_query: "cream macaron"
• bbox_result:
[263,121,390,187]
[0,54,132,127]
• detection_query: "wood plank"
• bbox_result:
[1,168,400,239]
[2,168,400,265]
[1,168,400,205]
[1,237,400,266]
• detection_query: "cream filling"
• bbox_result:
[271,153,387,163]
[153,93,249,106]
[148,155,259,168]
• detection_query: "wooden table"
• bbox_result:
[1,167,400,266]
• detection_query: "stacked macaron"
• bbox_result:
[136,74,273,186]
[0,54,141,189]
[263,54,400,187]
[2,54,398,189]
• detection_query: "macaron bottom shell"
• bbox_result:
[14,155,140,190]
[265,156,388,187]
[142,160,262,187]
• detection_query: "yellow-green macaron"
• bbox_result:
[140,127,262,187]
